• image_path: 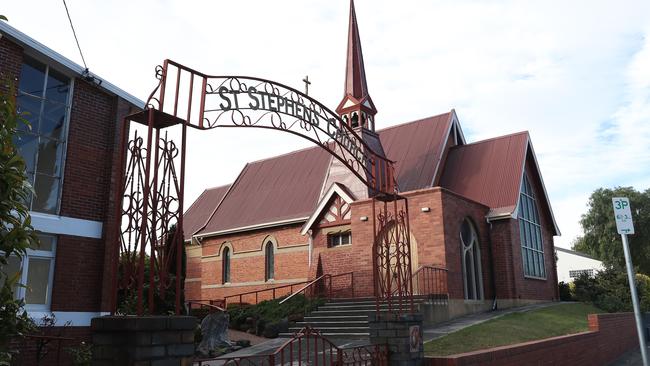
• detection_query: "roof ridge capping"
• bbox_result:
[377,111,453,133]
[246,144,322,165]
[457,130,529,148]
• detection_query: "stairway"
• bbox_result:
[280,297,426,339]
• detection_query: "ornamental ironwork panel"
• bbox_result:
[111,60,415,316]
[372,196,415,314]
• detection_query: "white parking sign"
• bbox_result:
[612,197,635,235]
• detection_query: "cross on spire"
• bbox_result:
[303,75,311,95]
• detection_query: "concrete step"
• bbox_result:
[295,321,368,327]
[303,315,368,322]
[289,326,369,333]
[279,332,369,339]
[318,303,417,311]
[310,308,410,317]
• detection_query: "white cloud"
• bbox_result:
[3,0,650,247]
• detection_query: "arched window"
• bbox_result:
[222,247,230,284]
[264,242,274,281]
[460,218,483,300]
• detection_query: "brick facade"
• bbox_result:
[189,179,558,305]
[1,32,139,322]
[426,313,638,366]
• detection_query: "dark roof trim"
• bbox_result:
[556,247,600,261]
[494,135,560,235]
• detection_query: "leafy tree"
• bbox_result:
[573,187,650,274]
[0,82,38,362]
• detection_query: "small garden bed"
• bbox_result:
[425,302,603,356]
[227,294,325,338]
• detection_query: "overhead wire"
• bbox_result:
[61,0,88,70]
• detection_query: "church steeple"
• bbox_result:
[336,0,377,132]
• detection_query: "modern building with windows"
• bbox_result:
[556,247,604,283]
[183,0,560,321]
[0,21,143,332]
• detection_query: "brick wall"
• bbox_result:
[60,79,116,222]
[11,326,91,366]
[197,224,310,302]
[489,155,559,303]
[426,313,638,366]
[51,235,105,311]
[439,189,492,300]
[0,36,23,93]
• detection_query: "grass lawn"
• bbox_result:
[425,302,603,356]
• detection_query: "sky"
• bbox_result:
[3,0,650,249]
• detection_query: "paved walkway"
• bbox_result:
[423,301,562,342]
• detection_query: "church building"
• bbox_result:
[183,0,560,319]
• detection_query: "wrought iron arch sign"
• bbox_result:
[111,60,413,315]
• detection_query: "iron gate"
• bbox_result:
[196,327,388,366]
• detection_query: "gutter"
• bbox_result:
[193,217,309,240]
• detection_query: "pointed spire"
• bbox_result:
[344,0,369,99]
[336,0,377,130]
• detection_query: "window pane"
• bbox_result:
[520,196,529,220]
[18,58,46,96]
[25,258,51,305]
[40,101,67,139]
[13,132,38,173]
[465,251,474,299]
[45,68,70,104]
[16,94,42,132]
[522,248,529,275]
[33,175,60,214]
[33,234,55,252]
[36,137,63,176]
[342,233,350,245]
[461,220,472,246]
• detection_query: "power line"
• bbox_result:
[61,0,88,70]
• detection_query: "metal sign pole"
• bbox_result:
[613,197,648,366]
[621,232,649,366]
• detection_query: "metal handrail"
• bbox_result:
[411,264,448,297]
[223,279,310,307]
[279,272,354,305]
[186,300,225,313]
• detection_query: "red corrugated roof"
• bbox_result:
[439,131,529,211]
[188,112,455,238]
[198,146,332,236]
[380,112,452,192]
[183,184,230,240]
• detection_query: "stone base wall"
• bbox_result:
[369,313,424,366]
[91,316,196,366]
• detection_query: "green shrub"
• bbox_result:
[571,267,650,313]
[227,294,324,338]
[558,281,573,301]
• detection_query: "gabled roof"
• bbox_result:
[440,132,528,211]
[197,146,332,237]
[381,112,455,192]
[187,111,466,238]
[439,131,560,235]
[300,183,355,235]
[183,185,230,241]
